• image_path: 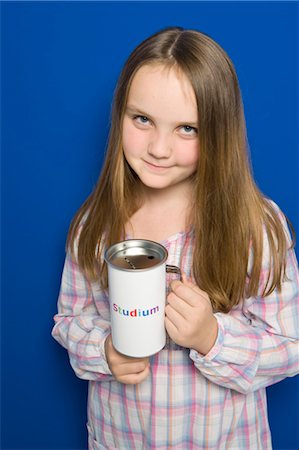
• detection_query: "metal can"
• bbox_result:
[104,239,180,357]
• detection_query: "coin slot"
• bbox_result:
[124,257,137,269]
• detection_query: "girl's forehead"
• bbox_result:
[131,62,188,86]
[127,63,197,119]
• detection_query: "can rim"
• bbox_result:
[104,239,168,271]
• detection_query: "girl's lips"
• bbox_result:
[143,160,172,171]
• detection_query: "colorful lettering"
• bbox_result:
[112,303,160,317]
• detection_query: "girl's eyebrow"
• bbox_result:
[126,105,150,117]
[125,104,198,127]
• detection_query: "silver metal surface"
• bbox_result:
[104,239,168,271]
[166,265,182,277]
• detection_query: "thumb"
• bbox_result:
[181,272,195,287]
[182,273,209,299]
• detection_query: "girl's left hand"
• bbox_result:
[165,274,218,355]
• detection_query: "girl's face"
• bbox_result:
[122,64,199,193]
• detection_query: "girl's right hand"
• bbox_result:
[104,334,150,384]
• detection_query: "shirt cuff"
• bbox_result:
[98,335,113,375]
[189,313,225,364]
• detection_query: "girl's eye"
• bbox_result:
[134,115,150,125]
[180,125,198,136]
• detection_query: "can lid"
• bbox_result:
[104,239,168,271]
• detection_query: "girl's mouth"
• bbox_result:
[143,160,172,171]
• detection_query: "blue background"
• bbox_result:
[1,1,298,449]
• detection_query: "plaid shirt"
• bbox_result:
[52,204,299,449]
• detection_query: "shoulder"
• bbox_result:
[247,197,294,274]
[264,197,284,217]
[66,210,90,261]
[263,197,293,243]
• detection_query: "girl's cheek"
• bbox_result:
[176,142,199,166]
[123,119,147,148]
[123,132,148,155]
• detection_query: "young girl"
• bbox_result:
[52,27,299,449]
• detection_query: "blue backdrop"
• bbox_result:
[1,2,298,449]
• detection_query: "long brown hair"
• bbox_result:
[68,27,294,312]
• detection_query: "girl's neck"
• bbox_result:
[126,181,194,242]
[142,179,193,207]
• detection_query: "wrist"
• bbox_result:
[99,334,113,375]
[193,316,218,356]
[104,334,112,361]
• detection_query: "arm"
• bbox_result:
[190,226,299,394]
[52,251,113,381]
[52,250,151,384]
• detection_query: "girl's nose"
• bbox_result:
[147,131,172,159]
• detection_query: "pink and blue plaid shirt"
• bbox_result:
[52,203,299,449]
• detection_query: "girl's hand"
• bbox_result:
[104,334,150,384]
[165,274,218,355]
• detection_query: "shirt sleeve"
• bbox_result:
[190,210,299,394]
[52,250,113,381]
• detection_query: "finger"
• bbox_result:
[108,346,150,372]
[182,274,210,300]
[181,272,196,285]
[118,357,149,371]
[165,302,186,328]
[117,354,150,365]
[181,272,194,287]
[114,360,150,378]
[167,292,191,319]
[111,343,150,364]
[165,317,180,345]
[165,316,179,343]
[181,273,208,295]
[170,281,203,307]
[118,365,150,385]
[171,277,210,306]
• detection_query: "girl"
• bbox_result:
[52,27,299,449]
